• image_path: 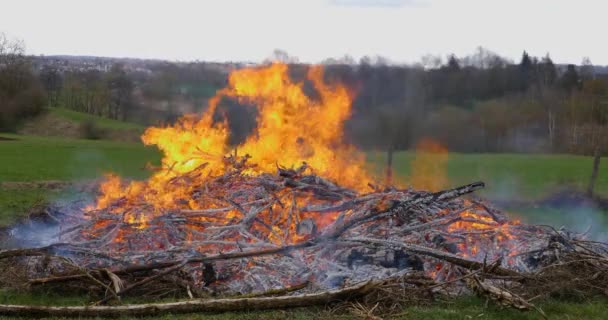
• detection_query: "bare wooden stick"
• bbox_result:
[0,280,381,318]
[322,182,485,239]
[97,259,190,304]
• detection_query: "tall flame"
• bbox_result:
[86,65,526,272]
[93,63,372,213]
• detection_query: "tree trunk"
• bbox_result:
[587,146,601,197]
[547,111,555,150]
[385,145,394,185]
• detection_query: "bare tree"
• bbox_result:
[107,64,134,120]
[0,33,46,130]
[0,33,28,94]
[39,66,62,107]
[580,57,595,81]
[266,49,299,64]
[420,54,443,70]
[533,54,559,149]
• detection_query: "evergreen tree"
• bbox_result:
[446,54,460,72]
[560,64,580,91]
[580,57,594,81]
[519,51,532,70]
[538,54,557,86]
[518,51,533,90]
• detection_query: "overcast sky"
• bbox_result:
[1,0,606,65]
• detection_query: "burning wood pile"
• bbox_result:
[1,164,606,317]
[1,63,607,317]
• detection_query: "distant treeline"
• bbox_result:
[36,58,227,126]
[2,36,607,156]
[330,51,608,156]
[245,50,608,156]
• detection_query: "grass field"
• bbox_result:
[369,151,608,200]
[3,133,605,195]
[2,132,607,226]
[1,132,607,318]
[0,290,606,319]
[0,133,160,225]
[0,133,160,181]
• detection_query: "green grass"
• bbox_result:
[1,136,607,317]
[3,134,605,199]
[2,135,607,228]
[0,133,160,181]
[49,107,144,130]
[397,297,608,320]
[0,292,606,319]
[0,188,55,226]
[0,133,160,226]
[369,151,608,200]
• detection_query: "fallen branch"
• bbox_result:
[0,280,380,318]
[0,244,72,259]
[323,182,485,239]
[97,259,190,305]
[466,275,547,319]
[344,237,523,277]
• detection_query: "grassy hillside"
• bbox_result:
[49,107,144,130]
[18,108,144,141]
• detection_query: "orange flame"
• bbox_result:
[223,64,369,189]
[83,64,528,272]
[444,202,523,260]
[93,63,372,216]
[410,138,448,192]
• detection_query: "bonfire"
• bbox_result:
[1,63,607,318]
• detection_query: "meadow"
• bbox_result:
[0,133,160,225]
[368,151,608,200]
[2,132,607,227]
[4,133,606,194]
[1,131,607,318]
[0,293,606,319]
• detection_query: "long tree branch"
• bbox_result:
[0,280,381,318]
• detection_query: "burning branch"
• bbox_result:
[2,63,607,317]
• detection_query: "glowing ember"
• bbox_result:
[68,63,538,290]
[93,63,370,225]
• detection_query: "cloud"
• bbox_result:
[329,0,428,8]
